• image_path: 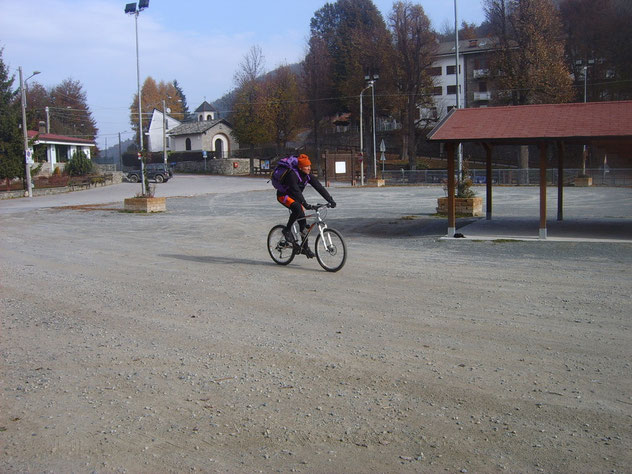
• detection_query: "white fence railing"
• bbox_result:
[377,168,631,186]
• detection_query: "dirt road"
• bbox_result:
[1,184,631,472]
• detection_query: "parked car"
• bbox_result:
[127,163,173,183]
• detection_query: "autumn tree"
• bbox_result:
[263,65,304,151]
[389,1,437,167]
[309,0,394,114]
[0,48,24,182]
[129,77,184,148]
[48,79,99,140]
[229,46,272,150]
[303,34,334,173]
[484,0,574,105]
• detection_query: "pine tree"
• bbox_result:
[0,48,24,183]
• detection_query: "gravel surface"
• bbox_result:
[1,182,631,472]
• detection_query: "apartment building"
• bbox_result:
[424,37,496,121]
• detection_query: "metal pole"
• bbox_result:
[135,10,145,194]
[454,0,463,181]
[162,99,168,166]
[19,67,33,198]
[371,81,377,180]
[359,85,371,186]
[582,66,587,175]
[45,106,50,133]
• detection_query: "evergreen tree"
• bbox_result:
[173,80,190,120]
[0,48,24,183]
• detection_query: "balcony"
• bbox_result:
[473,68,489,79]
[473,91,491,101]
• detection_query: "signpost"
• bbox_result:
[379,139,386,176]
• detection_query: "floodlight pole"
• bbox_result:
[134,8,145,193]
[359,85,371,186]
[454,0,463,181]
[126,1,149,193]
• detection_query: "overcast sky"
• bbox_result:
[1,0,485,150]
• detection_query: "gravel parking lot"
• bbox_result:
[1,178,631,472]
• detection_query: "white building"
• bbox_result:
[146,109,182,153]
[27,129,96,171]
[426,38,495,120]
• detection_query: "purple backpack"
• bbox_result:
[271,156,309,193]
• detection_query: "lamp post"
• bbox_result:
[19,67,41,198]
[125,0,149,194]
[359,84,372,186]
[364,73,379,179]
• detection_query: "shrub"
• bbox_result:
[65,151,93,176]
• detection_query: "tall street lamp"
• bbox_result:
[125,0,149,194]
[19,67,41,198]
[364,74,379,179]
[359,84,372,186]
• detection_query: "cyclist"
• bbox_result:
[276,154,336,258]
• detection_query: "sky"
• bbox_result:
[1,0,485,151]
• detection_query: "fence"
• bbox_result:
[374,168,632,187]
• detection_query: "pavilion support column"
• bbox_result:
[483,143,493,220]
[446,142,456,237]
[539,143,548,240]
[557,141,564,221]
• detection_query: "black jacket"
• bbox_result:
[277,169,333,207]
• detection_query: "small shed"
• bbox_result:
[427,101,632,238]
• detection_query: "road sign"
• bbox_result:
[379,139,386,153]
[25,149,33,164]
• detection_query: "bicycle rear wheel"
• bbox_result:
[267,225,296,265]
[315,228,347,272]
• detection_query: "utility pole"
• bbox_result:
[162,99,168,166]
[19,67,40,198]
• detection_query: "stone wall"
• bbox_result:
[173,158,251,176]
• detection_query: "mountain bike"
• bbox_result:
[267,203,347,272]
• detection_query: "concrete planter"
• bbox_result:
[574,176,592,187]
[437,196,483,217]
[124,197,166,213]
[368,178,385,187]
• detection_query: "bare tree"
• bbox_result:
[233,45,266,88]
[389,1,437,167]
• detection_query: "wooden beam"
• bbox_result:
[483,143,493,220]
[446,142,456,237]
[539,144,548,239]
[557,141,564,221]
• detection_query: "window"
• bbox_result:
[447,85,457,95]
[428,67,442,76]
[185,138,192,151]
[446,65,461,75]
[433,86,442,96]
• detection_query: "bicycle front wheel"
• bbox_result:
[315,228,347,272]
[267,225,296,265]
